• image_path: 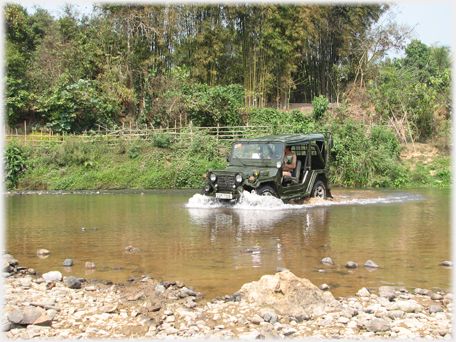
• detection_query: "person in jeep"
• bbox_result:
[201,133,332,203]
[283,146,297,178]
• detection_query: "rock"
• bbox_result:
[259,322,281,339]
[241,249,253,253]
[126,292,144,301]
[365,318,391,332]
[42,271,62,282]
[20,278,32,289]
[276,267,289,273]
[386,310,405,319]
[440,261,453,267]
[8,307,45,325]
[429,305,444,313]
[183,298,197,309]
[263,311,279,324]
[85,262,96,269]
[237,270,335,319]
[321,257,334,265]
[250,315,264,324]
[356,287,370,297]
[124,246,141,252]
[33,313,55,326]
[364,260,379,268]
[3,254,19,266]
[414,288,429,295]
[320,283,330,290]
[379,286,396,301]
[389,300,422,313]
[430,293,443,300]
[62,259,73,267]
[345,261,358,268]
[36,249,50,256]
[175,280,184,288]
[101,304,117,313]
[3,260,12,273]
[63,276,81,289]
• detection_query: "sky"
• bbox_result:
[11,1,454,55]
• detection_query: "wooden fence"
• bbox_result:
[4,121,399,147]
[3,122,284,147]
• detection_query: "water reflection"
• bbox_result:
[5,188,450,299]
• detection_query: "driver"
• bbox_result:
[283,146,297,178]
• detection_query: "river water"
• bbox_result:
[5,188,451,299]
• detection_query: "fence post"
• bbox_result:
[217,123,219,143]
[190,121,193,142]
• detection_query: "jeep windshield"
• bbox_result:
[231,142,284,165]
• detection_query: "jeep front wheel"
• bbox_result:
[311,180,326,199]
[256,185,278,197]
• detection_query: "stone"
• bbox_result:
[3,254,19,266]
[320,283,330,290]
[365,318,391,332]
[42,271,62,282]
[356,287,370,297]
[3,260,12,273]
[263,311,278,324]
[250,315,263,325]
[440,261,453,267]
[259,323,281,339]
[414,288,429,295]
[428,305,444,313]
[8,307,45,325]
[33,313,55,326]
[321,257,334,265]
[124,246,141,252]
[183,298,197,309]
[345,261,358,268]
[20,278,32,289]
[237,270,335,319]
[101,304,117,313]
[430,293,443,300]
[62,259,73,267]
[36,249,50,256]
[388,300,422,313]
[85,262,96,269]
[364,260,379,268]
[63,276,81,289]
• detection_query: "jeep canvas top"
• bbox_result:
[201,132,332,203]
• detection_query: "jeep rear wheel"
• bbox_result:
[256,185,278,197]
[311,180,326,199]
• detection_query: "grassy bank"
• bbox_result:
[5,122,451,191]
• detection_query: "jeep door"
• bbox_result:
[279,144,312,198]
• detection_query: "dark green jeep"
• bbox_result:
[201,132,332,202]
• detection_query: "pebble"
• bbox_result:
[2,254,453,340]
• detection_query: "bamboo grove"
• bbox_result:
[4,3,450,136]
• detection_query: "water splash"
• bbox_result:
[185,190,424,210]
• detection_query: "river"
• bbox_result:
[5,188,451,299]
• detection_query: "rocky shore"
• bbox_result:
[2,252,453,340]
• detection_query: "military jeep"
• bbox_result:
[201,132,332,202]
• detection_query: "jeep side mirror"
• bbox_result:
[286,155,293,165]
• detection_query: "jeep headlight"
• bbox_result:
[209,173,217,182]
[277,161,282,169]
[204,184,210,192]
[235,173,243,184]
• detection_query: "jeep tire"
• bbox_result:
[311,180,326,199]
[256,185,278,197]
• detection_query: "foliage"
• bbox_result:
[329,120,407,187]
[312,95,330,121]
[4,142,28,189]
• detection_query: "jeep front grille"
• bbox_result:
[217,175,235,191]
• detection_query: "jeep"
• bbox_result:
[201,132,332,202]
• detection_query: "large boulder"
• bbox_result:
[237,270,336,320]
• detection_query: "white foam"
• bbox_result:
[185,190,424,211]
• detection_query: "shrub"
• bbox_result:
[4,142,28,189]
[312,95,329,121]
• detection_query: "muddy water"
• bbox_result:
[5,188,451,299]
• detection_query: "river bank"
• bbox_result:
[3,253,453,340]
